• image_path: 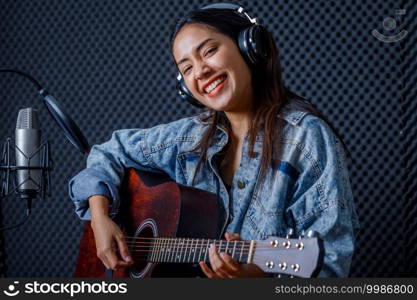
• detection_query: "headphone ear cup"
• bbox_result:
[238,25,269,67]
[177,77,205,108]
[250,25,269,61]
[238,28,254,66]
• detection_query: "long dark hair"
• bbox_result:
[170,7,351,185]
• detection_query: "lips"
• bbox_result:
[201,73,227,94]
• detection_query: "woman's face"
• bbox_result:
[173,23,253,112]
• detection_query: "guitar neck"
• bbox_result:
[124,235,322,277]
[141,237,255,264]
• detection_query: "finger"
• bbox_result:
[209,245,230,277]
[110,249,133,268]
[208,244,224,272]
[199,261,219,278]
[225,232,241,241]
[104,248,120,270]
[97,246,113,270]
[116,260,132,269]
[99,255,110,269]
[219,252,240,272]
[115,234,133,264]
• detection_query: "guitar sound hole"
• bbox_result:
[129,220,156,278]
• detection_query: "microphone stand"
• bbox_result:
[0,69,89,231]
[0,138,52,230]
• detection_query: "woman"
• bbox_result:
[69,4,360,278]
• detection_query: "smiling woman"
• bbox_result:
[69,3,360,279]
[173,26,253,113]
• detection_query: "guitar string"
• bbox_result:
[118,242,301,254]
[116,241,293,252]
[125,247,254,254]
[108,248,298,268]
[123,237,301,245]
[123,245,298,251]
[122,237,305,249]
[113,249,287,260]
[123,236,303,241]
[113,252,290,266]
[122,241,302,250]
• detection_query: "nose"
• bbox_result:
[194,61,212,80]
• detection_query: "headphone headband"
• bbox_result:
[200,2,258,24]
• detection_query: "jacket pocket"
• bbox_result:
[245,193,286,239]
[177,151,202,186]
[244,162,299,239]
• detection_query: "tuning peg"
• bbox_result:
[306,230,319,238]
[285,228,295,238]
[298,230,306,238]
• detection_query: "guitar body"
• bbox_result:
[74,169,221,278]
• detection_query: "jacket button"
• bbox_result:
[237,180,246,189]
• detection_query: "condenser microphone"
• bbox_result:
[15,107,42,199]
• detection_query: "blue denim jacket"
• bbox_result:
[68,103,360,277]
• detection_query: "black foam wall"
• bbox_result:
[0,0,415,277]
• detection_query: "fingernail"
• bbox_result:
[125,256,132,262]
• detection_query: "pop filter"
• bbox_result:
[0,69,90,154]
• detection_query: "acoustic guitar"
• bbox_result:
[74,169,323,278]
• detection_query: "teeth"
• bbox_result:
[205,76,226,93]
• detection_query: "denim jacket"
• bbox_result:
[68,102,360,277]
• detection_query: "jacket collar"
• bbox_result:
[278,105,308,126]
[193,105,307,128]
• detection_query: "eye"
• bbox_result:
[204,47,217,57]
[182,66,192,75]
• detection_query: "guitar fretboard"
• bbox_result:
[144,238,255,264]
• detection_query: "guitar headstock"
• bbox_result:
[252,232,324,278]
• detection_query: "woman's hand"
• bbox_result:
[91,214,134,270]
[88,195,133,270]
[199,232,267,278]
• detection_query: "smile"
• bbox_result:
[204,75,227,94]
[204,75,227,96]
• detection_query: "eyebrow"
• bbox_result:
[177,38,214,66]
